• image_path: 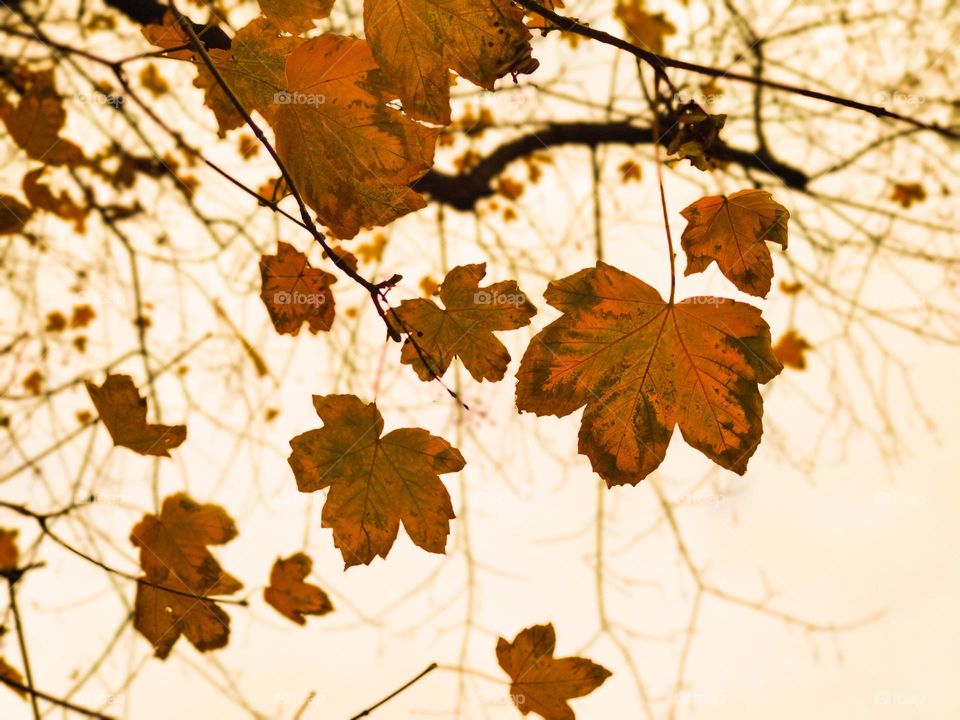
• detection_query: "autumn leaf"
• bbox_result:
[890,181,925,208]
[389,263,537,382]
[0,657,26,700]
[288,394,465,568]
[85,374,186,457]
[0,195,33,235]
[773,329,811,370]
[679,189,789,298]
[364,0,532,124]
[23,168,87,232]
[615,0,676,55]
[516,263,782,486]
[496,623,611,720]
[0,69,84,166]
[666,103,726,171]
[130,493,242,658]
[264,553,334,624]
[0,528,19,572]
[260,241,338,335]
[258,0,334,35]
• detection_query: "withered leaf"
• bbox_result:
[264,553,334,624]
[260,241,337,335]
[130,493,242,658]
[364,0,532,124]
[85,374,186,457]
[0,69,84,166]
[258,0,334,34]
[389,263,537,382]
[288,394,465,568]
[516,263,782,486]
[679,189,789,298]
[497,623,611,720]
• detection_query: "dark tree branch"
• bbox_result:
[414,121,809,210]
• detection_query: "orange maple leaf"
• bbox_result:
[497,623,611,720]
[679,189,789,298]
[288,394,465,568]
[130,493,243,659]
[264,553,334,624]
[364,0,532,124]
[773,329,812,370]
[516,263,782,486]
[389,263,537,382]
[85,374,186,457]
[257,0,334,34]
[260,241,338,335]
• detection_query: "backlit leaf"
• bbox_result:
[258,0,334,34]
[364,0,532,124]
[516,263,782,486]
[264,553,334,624]
[496,623,611,720]
[85,374,186,457]
[389,263,537,382]
[260,241,337,335]
[0,69,84,166]
[773,329,811,370]
[288,394,465,568]
[130,493,242,658]
[679,189,789,298]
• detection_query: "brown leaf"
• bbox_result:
[85,374,186,457]
[288,394,465,568]
[615,0,676,54]
[364,0,532,124]
[0,69,84,166]
[130,493,242,658]
[773,329,812,370]
[260,241,337,335]
[516,263,782,486]
[0,528,19,572]
[264,553,333,624]
[390,263,537,382]
[0,657,26,700]
[680,189,789,298]
[0,195,33,235]
[497,623,611,720]
[23,168,87,232]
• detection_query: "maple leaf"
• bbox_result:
[0,195,33,235]
[0,657,26,700]
[23,168,87,232]
[515,263,782,486]
[389,263,537,382]
[130,493,243,658]
[258,0,334,34]
[85,374,186,457]
[264,553,334,624]
[496,623,611,720]
[615,0,676,55]
[288,394,465,568]
[0,69,84,166]
[773,329,811,370]
[364,0,532,124]
[260,241,338,335]
[679,189,789,298]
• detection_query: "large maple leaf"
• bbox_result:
[364,0,532,124]
[259,241,338,335]
[288,394,465,568]
[516,262,782,486]
[389,263,537,382]
[85,374,186,457]
[130,493,243,658]
[679,189,789,297]
[496,623,611,720]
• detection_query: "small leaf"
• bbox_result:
[680,189,789,298]
[0,529,19,572]
[0,657,26,700]
[516,262,782,486]
[890,182,925,208]
[773,329,812,370]
[288,394,465,568]
[85,374,186,457]
[390,263,537,382]
[0,69,84,166]
[260,241,337,335]
[264,553,334,624]
[497,623,611,720]
[615,0,676,54]
[130,493,242,658]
